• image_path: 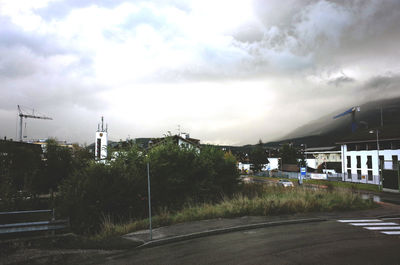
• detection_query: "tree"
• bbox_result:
[278,143,299,169]
[42,139,73,194]
[249,140,269,172]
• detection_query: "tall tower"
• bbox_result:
[95,116,108,160]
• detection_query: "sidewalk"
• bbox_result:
[123,202,400,248]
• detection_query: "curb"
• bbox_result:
[137,217,326,249]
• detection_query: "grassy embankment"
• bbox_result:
[95,185,375,240]
[250,175,380,192]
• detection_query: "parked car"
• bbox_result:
[277,179,294,188]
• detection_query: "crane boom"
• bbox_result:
[17,105,53,141]
[333,106,360,133]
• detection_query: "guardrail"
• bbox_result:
[0,209,69,238]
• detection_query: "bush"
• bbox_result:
[57,141,239,234]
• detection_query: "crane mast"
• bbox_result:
[17,105,52,142]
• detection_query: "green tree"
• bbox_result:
[57,139,239,234]
[249,140,269,172]
[57,144,147,234]
[43,139,73,194]
[278,143,299,169]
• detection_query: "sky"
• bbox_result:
[1,0,400,146]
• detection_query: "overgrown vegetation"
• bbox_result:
[0,139,91,211]
[56,139,239,234]
[0,137,378,239]
[96,184,375,239]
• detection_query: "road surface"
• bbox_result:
[99,218,400,265]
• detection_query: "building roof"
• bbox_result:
[0,139,43,153]
[305,146,340,152]
[282,164,299,172]
[149,135,200,149]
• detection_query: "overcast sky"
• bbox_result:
[1,0,400,145]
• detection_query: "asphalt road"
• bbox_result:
[100,219,400,265]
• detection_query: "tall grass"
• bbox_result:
[95,185,375,240]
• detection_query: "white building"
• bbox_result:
[305,146,341,172]
[148,133,200,152]
[338,132,400,187]
[238,158,280,173]
[95,117,108,161]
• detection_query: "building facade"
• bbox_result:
[95,117,108,161]
[339,136,400,186]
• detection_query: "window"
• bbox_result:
[356,156,361,168]
[379,155,384,170]
[393,155,398,170]
[368,170,373,181]
[347,169,352,179]
[357,170,361,180]
[96,138,101,159]
[347,156,351,168]
[366,156,372,169]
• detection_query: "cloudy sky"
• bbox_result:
[1,0,400,145]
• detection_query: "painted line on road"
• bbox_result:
[364,226,400,230]
[350,222,397,226]
[381,231,400,235]
[337,219,381,223]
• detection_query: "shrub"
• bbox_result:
[57,141,239,234]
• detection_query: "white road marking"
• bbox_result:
[337,219,381,223]
[381,231,400,235]
[337,218,400,236]
[350,222,397,226]
[364,226,400,230]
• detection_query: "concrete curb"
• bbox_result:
[137,217,326,249]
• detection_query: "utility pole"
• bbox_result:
[147,161,152,240]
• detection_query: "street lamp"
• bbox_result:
[369,130,381,191]
[147,140,153,240]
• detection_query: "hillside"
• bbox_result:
[86,97,400,154]
[273,96,400,147]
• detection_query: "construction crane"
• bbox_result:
[17,105,52,142]
[333,106,360,133]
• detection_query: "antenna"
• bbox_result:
[101,116,104,131]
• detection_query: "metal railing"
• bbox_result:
[0,209,69,237]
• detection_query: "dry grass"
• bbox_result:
[95,185,375,240]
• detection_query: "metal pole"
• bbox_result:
[376,130,381,191]
[19,115,23,142]
[147,162,152,240]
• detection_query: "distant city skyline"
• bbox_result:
[1,0,400,145]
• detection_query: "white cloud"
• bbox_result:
[1,0,400,145]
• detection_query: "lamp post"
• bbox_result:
[369,130,381,191]
[147,140,153,240]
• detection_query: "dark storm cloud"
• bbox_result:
[328,76,355,87]
[362,74,400,92]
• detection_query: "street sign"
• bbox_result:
[299,167,306,185]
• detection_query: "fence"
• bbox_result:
[382,160,399,192]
